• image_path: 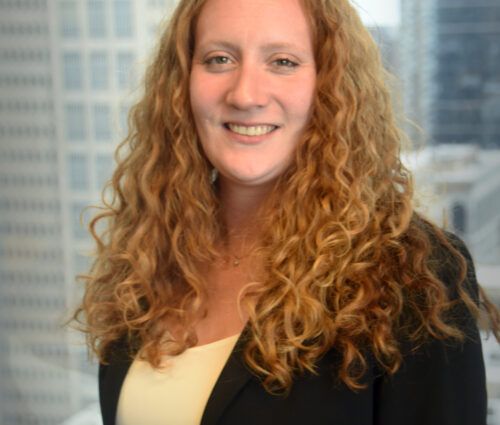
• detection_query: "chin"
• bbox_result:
[221,169,281,187]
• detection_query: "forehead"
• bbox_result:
[194,0,312,50]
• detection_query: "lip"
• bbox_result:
[225,121,279,127]
[222,121,281,145]
[223,122,280,144]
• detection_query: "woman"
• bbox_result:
[74,0,499,424]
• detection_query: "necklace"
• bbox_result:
[223,253,243,267]
[222,245,252,267]
[220,235,256,268]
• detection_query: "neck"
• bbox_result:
[217,177,274,247]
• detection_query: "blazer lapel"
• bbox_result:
[99,340,134,425]
[100,331,253,425]
[201,329,253,425]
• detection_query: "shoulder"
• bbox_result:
[429,228,480,308]
[99,334,137,375]
[373,228,487,424]
[98,336,136,423]
[409,215,480,304]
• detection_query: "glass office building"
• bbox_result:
[401,0,500,148]
[0,1,175,423]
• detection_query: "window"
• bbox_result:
[89,51,108,90]
[64,103,86,142]
[93,103,112,141]
[71,202,89,240]
[113,0,133,38]
[74,252,91,276]
[87,0,106,38]
[119,104,130,135]
[147,0,168,5]
[68,153,89,190]
[62,52,83,90]
[58,0,80,38]
[95,154,113,189]
[116,51,135,90]
[452,202,467,234]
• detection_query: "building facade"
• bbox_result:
[0,1,175,423]
[434,0,500,147]
[400,0,437,147]
[408,144,500,264]
[401,0,500,148]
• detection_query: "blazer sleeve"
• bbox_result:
[373,234,487,425]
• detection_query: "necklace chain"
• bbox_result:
[221,237,255,267]
[223,254,242,267]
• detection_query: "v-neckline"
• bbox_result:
[99,325,253,425]
[200,326,253,425]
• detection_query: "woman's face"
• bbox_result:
[190,0,316,188]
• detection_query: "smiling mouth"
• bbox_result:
[224,123,279,136]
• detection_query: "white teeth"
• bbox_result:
[227,124,276,136]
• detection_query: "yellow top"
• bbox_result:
[116,333,240,425]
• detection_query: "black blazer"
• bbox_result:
[99,237,487,425]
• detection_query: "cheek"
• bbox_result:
[283,81,316,123]
[190,70,223,113]
[300,83,316,114]
[190,71,212,120]
[189,77,205,121]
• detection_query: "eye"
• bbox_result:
[204,55,232,66]
[273,58,299,68]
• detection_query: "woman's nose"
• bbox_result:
[225,64,269,110]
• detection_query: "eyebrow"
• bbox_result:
[198,40,310,55]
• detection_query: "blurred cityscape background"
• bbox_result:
[0,0,499,424]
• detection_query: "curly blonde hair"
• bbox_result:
[73,0,499,393]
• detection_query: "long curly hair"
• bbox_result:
[73,0,499,393]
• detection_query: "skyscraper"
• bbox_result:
[401,0,500,148]
[0,1,175,423]
[433,0,500,147]
[400,0,437,147]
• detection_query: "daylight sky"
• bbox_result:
[351,0,400,26]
